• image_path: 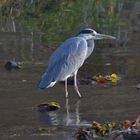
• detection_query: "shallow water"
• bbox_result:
[0,1,140,139]
[0,30,140,140]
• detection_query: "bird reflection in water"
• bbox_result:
[38,99,82,126]
[65,99,81,126]
[38,110,59,125]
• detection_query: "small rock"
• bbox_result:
[22,80,27,82]
[5,60,21,71]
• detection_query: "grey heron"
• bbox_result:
[38,28,115,98]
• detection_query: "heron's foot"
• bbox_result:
[75,90,82,98]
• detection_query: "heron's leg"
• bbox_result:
[65,79,68,98]
[74,71,82,98]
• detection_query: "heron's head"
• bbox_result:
[79,28,116,40]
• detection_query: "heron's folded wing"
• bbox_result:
[43,37,88,81]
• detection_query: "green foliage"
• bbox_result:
[1,0,124,45]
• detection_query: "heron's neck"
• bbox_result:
[78,34,94,40]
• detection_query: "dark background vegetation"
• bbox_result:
[0,0,140,76]
[1,0,138,45]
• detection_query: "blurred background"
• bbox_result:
[0,0,140,140]
[0,0,140,74]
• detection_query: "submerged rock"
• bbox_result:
[74,115,140,140]
[37,102,60,112]
[60,78,95,86]
[60,73,120,86]
[74,127,92,140]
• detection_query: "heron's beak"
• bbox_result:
[94,33,116,40]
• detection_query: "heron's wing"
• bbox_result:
[49,37,87,78]
[38,37,87,88]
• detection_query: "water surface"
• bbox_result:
[0,30,140,140]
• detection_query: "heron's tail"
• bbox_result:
[38,72,56,89]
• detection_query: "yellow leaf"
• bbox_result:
[111,73,118,79]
